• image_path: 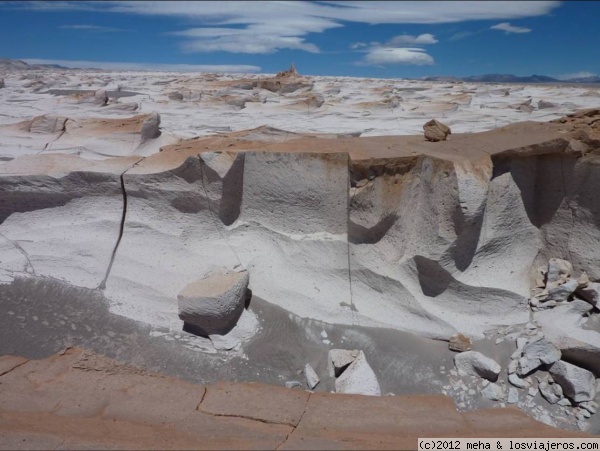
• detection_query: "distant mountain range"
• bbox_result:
[0,58,70,71]
[422,73,600,84]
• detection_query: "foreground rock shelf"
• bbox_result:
[0,348,591,450]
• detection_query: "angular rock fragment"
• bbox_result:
[423,119,451,142]
[454,351,501,381]
[481,383,505,401]
[304,364,320,389]
[539,380,563,404]
[517,337,561,376]
[508,373,529,389]
[285,381,302,389]
[178,270,249,335]
[328,349,359,377]
[546,279,578,302]
[449,333,472,352]
[140,112,161,141]
[334,351,380,396]
[549,360,596,403]
[577,282,600,307]
[507,387,519,404]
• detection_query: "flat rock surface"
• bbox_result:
[0,348,592,450]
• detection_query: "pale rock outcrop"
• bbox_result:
[328,349,359,377]
[549,360,596,403]
[454,351,501,381]
[449,333,472,352]
[304,364,320,389]
[423,119,451,142]
[177,270,249,335]
[335,351,381,396]
[516,337,561,376]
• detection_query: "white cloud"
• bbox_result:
[22,58,261,73]
[350,42,368,49]
[59,24,126,32]
[363,47,434,66]
[490,22,532,34]
[556,71,598,80]
[387,34,438,46]
[18,1,560,54]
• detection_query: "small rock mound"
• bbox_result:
[423,119,451,142]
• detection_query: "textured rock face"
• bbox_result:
[454,351,501,381]
[517,337,561,376]
[1,113,600,341]
[177,270,249,335]
[549,361,596,403]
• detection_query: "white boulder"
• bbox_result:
[178,270,249,335]
[335,351,380,396]
[549,360,596,403]
[481,383,505,401]
[328,349,359,377]
[454,351,501,381]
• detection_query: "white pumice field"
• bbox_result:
[1,64,599,435]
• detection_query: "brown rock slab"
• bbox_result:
[199,381,309,427]
[0,355,28,376]
[424,119,451,142]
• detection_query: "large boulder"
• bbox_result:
[549,360,596,403]
[516,337,561,376]
[178,270,249,335]
[454,351,501,381]
[335,351,380,396]
[423,119,451,142]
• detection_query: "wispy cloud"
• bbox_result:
[22,58,261,73]
[59,24,127,32]
[387,34,438,46]
[17,1,560,55]
[490,22,532,34]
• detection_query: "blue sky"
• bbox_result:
[0,1,598,79]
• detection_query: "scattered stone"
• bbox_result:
[304,364,320,389]
[328,349,359,377]
[509,373,529,389]
[539,380,563,404]
[558,398,572,407]
[578,272,590,289]
[285,381,302,389]
[528,386,539,397]
[507,387,519,404]
[334,351,381,396]
[577,420,589,431]
[546,258,573,288]
[579,401,598,414]
[517,337,561,376]
[525,322,538,330]
[549,361,596,402]
[454,351,501,381]
[320,331,328,338]
[516,337,528,350]
[508,359,519,375]
[577,282,600,307]
[546,279,578,302]
[481,383,505,401]
[449,333,472,352]
[178,270,249,335]
[423,119,451,142]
